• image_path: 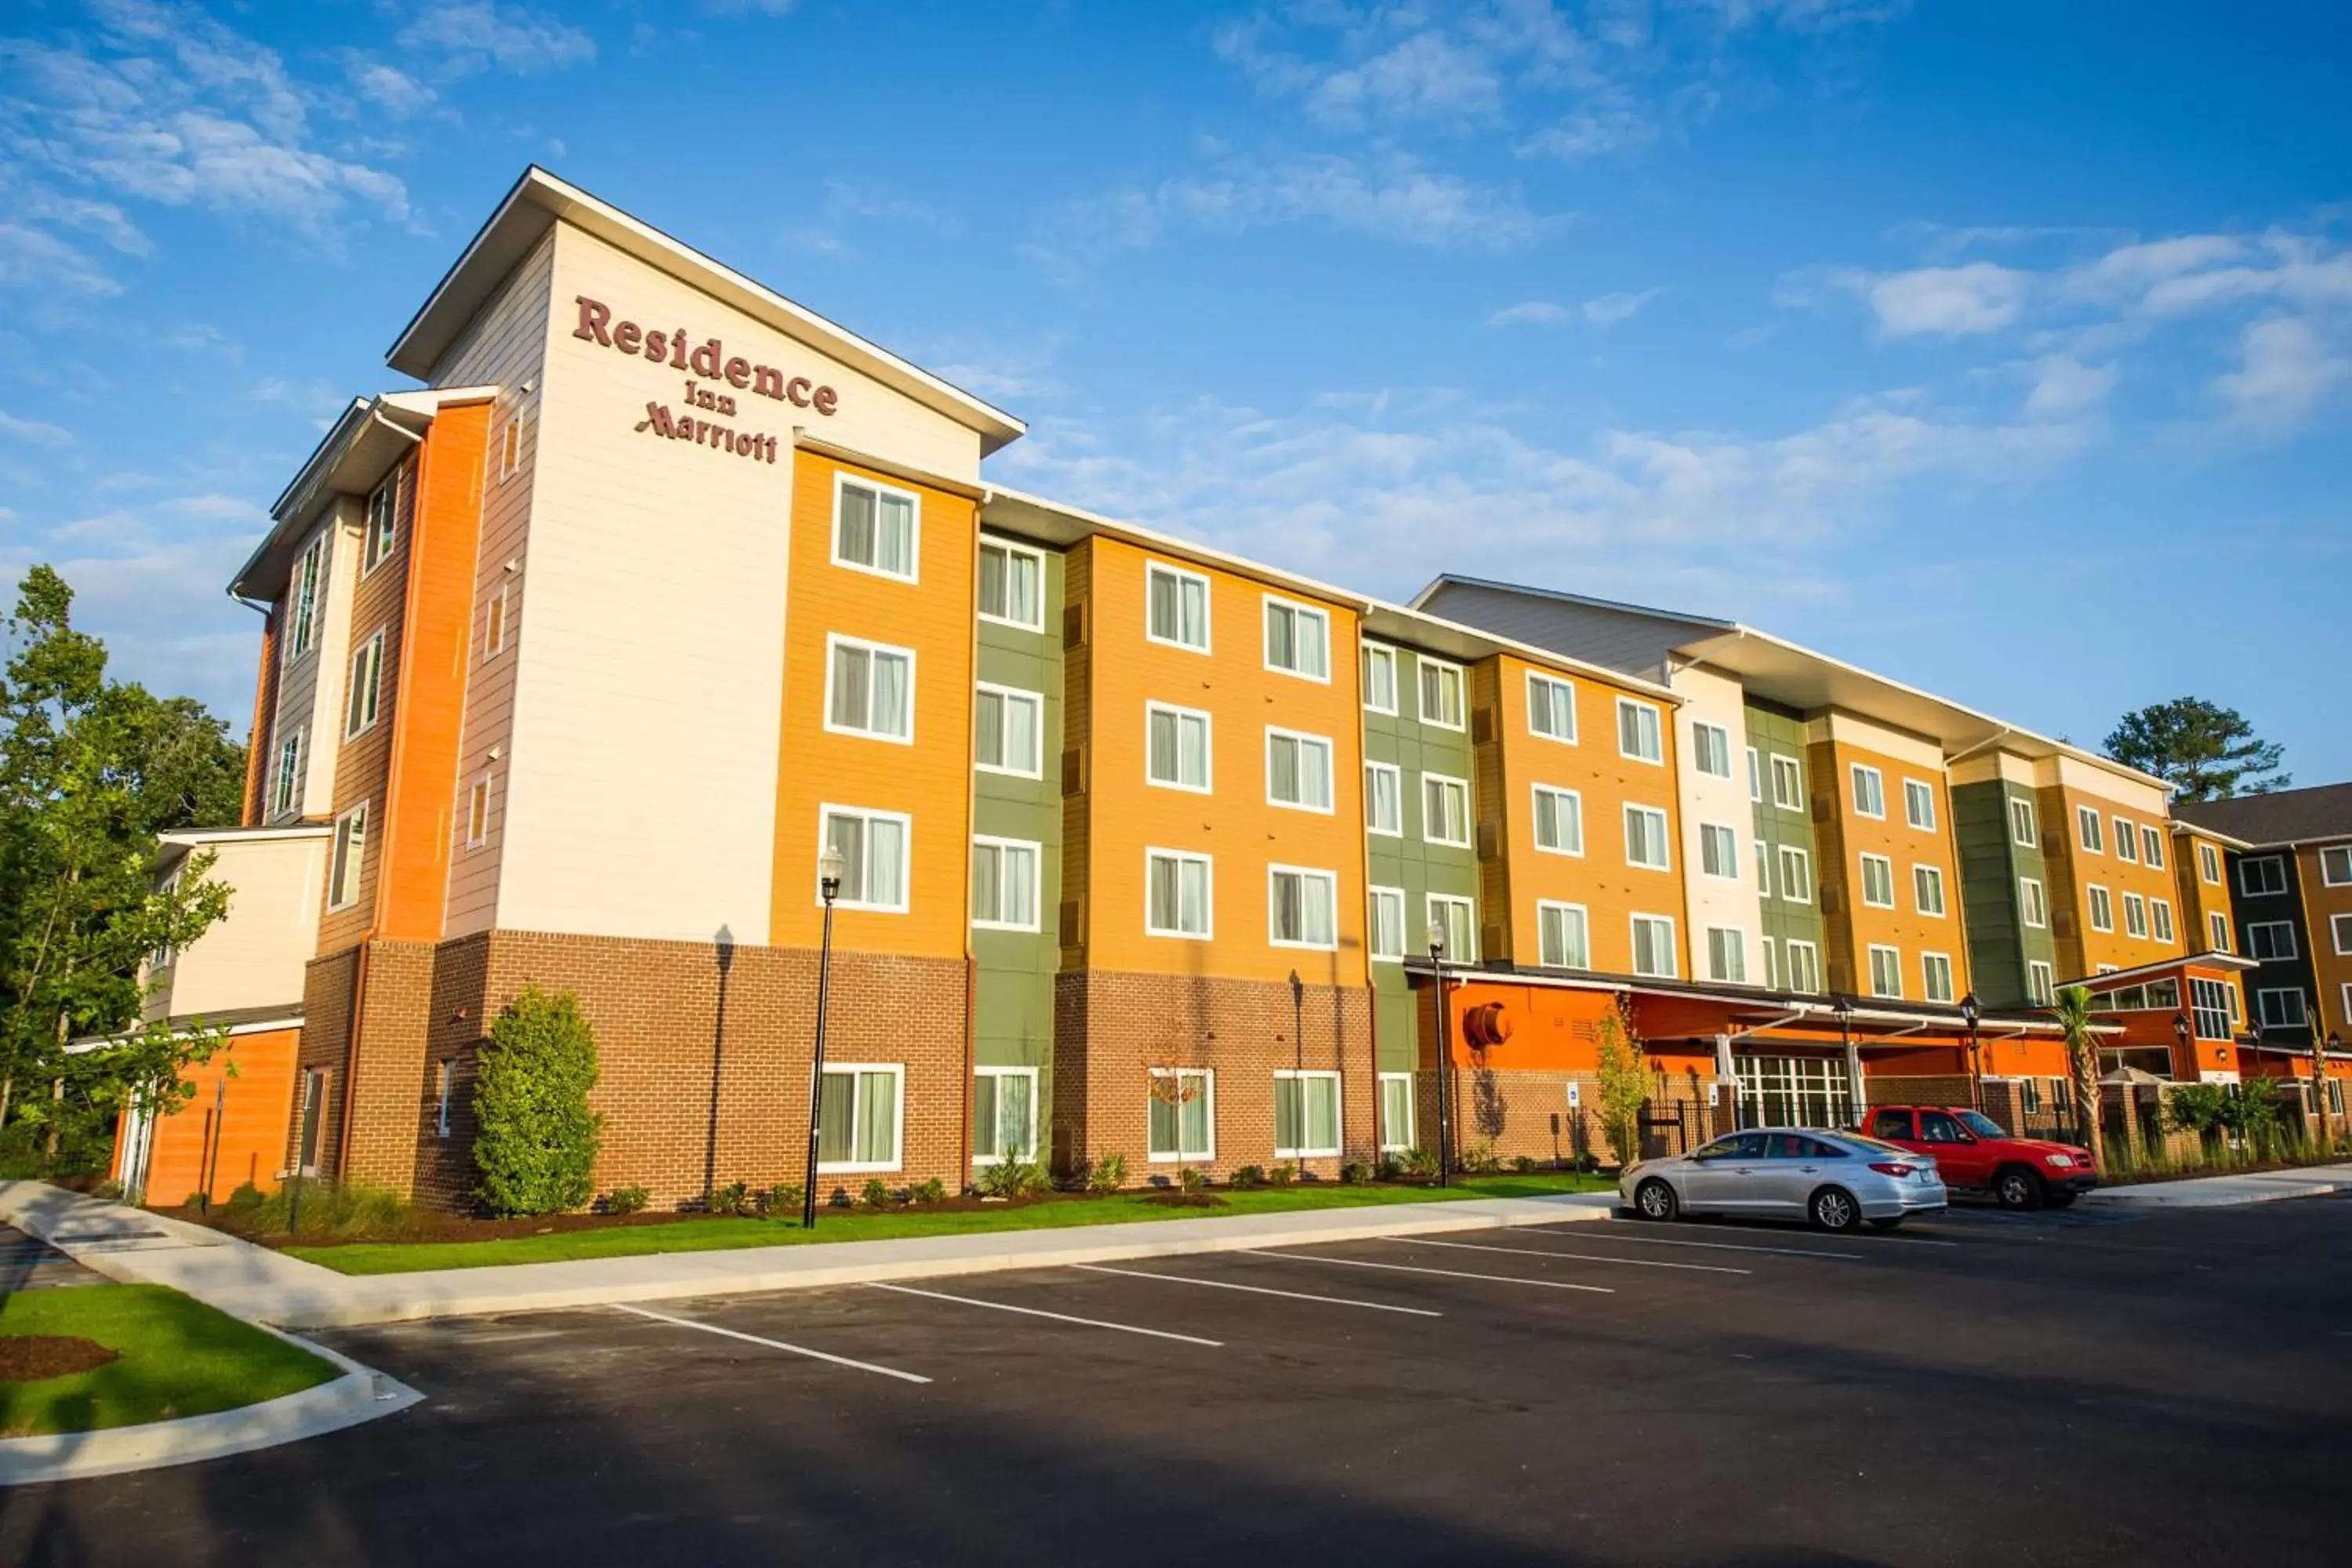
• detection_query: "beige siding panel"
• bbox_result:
[147,836,328,1020]
[1674,664,1765,982]
[267,503,361,822]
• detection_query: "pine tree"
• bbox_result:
[2103,698,2288,800]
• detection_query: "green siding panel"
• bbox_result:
[1952,778,2056,1009]
[1364,643,1479,1074]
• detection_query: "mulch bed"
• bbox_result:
[0,1336,119,1381]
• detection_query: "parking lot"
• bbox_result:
[9,1196,2352,1566]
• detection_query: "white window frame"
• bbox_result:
[2140,826,2165,869]
[2240,855,2286,898]
[1378,1072,1416,1152]
[2122,891,2148,939]
[822,633,916,745]
[1922,951,1955,1004]
[1698,821,1739,880]
[1417,656,1466,731]
[2254,989,2307,1031]
[1364,760,1403,837]
[1903,778,1936,832]
[830,471,921,584]
[1630,913,1679,978]
[1867,943,1903,1000]
[2321,845,2352,887]
[816,1062,905,1174]
[2077,805,2104,855]
[1690,720,1732,779]
[2151,898,2175,945]
[1261,593,1332,683]
[1785,939,1823,994]
[1913,862,1947,918]
[1537,899,1590,970]
[271,727,304,820]
[970,835,1043,932]
[1777,844,1813,904]
[2009,796,2038,848]
[328,800,368,912]
[1531,783,1584,857]
[2199,841,2222,884]
[1850,764,1886,820]
[818,804,913,913]
[1746,746,1762,803]
[1264,726,1336,815]
[2246,920,2297,961]
[2114,815,2137,863]
[483,583,509,659]
[1755,840,1773,899]
[1859,852,1896,909]
[1704,925,1748,985]
[1616,698,1664,765]
[1624,804,1671,871]
[1147,1068,1215,1163]
[1770,753,1804,811]
[2027,960,2056,1007]
[362,466,401,576]
[464,772,492,850]
[1360,642,1398,715]
[971,1065,1040,1166]
[2087,883,2114,934]
[2329,911,2352,957]
[1144,848,1214,940]
[286,532,326,661]
[2020,876,2049,929]
[435,1060,453,1138]
[1272,1069,1342,1159]
[1145,561,1212,654]
[1144,701,1214,794]
[497,412,524,482]
[1759,936,1777,988]
[2209,910,2232,953]
[1267,863,1340,951]
[974,681,1045,779]
[345,628,386,739]
[976,535,1047,631]
[1428,893,1477,963]
[1422,772,1472,848]
[1368,885,1406,962]
[1526,671,1578,745]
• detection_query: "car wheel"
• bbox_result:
[1993,1166,2045,1210]
[2044,1190,2078,1210]
[1809,1186,1860,1232]
[1634,1178,1679,1222]
[1866,1217,1904,1232]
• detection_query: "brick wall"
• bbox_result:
[293,947,360,1176]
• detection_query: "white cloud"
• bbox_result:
[2023,354,2118,417]
[0,223,122,296]
[2214,317,2347,436]
[397,4,597,75]
[1486,300,1573,328]
[1584,286,1665,325]
[1864,263,2031,336]
[347,60,439,118]
[0,412,76,447]
[1518,104,1658,162]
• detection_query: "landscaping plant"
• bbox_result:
[708,1181,751,1217]
[604,1184,651,1216]
[1593,999,1648,1171]
[977,1157,1047,1199]
[1228,1164,1265,1190]
[2052,985,2107,1172]
[1268,1162,1297,1187]
[859,1177,892,1209]
[473,987,604,1218]
[1087,1152,1127,1193]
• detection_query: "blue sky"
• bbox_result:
[2,0,2347,779]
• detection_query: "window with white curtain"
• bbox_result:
[1146,703,1212,791]
[1265,728,1334,811]
[822,806,910,911]
[817,1065,902,1171]
[833,477,919,580]
[826,636,913,742]
[975,684,1041,776]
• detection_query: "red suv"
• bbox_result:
[1866,1106,2098,1210]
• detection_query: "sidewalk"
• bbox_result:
[0,1180,1616,1331]
[2079,1162,2352,1209]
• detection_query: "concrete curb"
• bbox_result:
[2078,1163,2352,1209]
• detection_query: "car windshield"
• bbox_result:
[1957,1111,2009,1139]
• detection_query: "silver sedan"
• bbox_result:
[1617,1127,1948,1233]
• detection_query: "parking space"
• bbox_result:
[10,1196,2352,1566]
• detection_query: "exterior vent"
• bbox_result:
[1828,959,1853,994]
[1058,899,1085,947]
[2053,910,2076,939]
[1475,822,1503,859]
[1471,707,1497,744]
[1812,792,1835,822]
[1480,924,1508,962]
[1061,746,1087,796]
[1063,600,1089,648]
[1820,884,1843,916]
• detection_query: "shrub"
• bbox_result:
[909,1177,947,1205]
[977,1157,1048,1199]
[1510,1155,1539,1174]
[218,1179,423,1241]
[225,1181,264,1210]
[756,1182,803,1217]
[1399,1146,1439,1178]
[1228,1164,1266,1190]
[1268,1162,1297,1187]
[1375,1152,1403,1181]
[1339,1160,1372,1185]
[1571,1151,1600,1175]
[602,1184,651,1215]
[474,987,604,1218]
[92,1179,124,1201]
[1459,1143,1501,1174]
[708,1181,752,1217]
[860,1177,893,1210]
[1175,1165,1207,1193]
[1088,1152,1128,1193]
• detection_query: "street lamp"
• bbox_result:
[801,842,846,1229]
[1833,993,1859,1130]
[1427,916,1453,1189]
[1960,993,1982,1111]
[1287,968,1305,1162]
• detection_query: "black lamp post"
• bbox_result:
[1428,917,1453,1189]
[1287,968,1304,1160]
[1960,993,1982,1110]
[2172,1011,2191,1077]
[801,843,846,1229]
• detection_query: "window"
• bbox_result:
[1146,563,1210,652]
[1368,886,1406,961]
[363,466,401,574]
[2009,797,2038,848]
[1379,1073,1415,1152]
[2334,912,2352,955]
[1538,902,1590,969]
[2020,877,2049,929]
[1777,845,1813,903]
[1265,728,1334,812]
[1859,853,1895,909]
[497,413,524,481]
[287,532,325,659]
[1922,952,1955,1004]
[1690,721,1732,779]
[2256,989,2307,1030]
[1423,774,1471,847]
[1759,938,1777,988]
[1631,914,1678,978]
[2240,855,2287,897]
[2087,884,2113,933]
[1148,1068,1214,1161]
[2114,816,2136,863]
[2019,1079,2043,1116]
[977,537,1044,630]
[2199,842,2222,884]
[825,635,914,742]
[465,774,492,849]
[2028,960,2056,1006]
[2323,846,2352,887]
[1867,944,1902,999]
[1145,702,1213,793]
[345,629,385,738]
[1914,864,1947,917]
[2140,826,2165,869]
[1617,699,1664,764]
[2151,898,2175,945]
[1785,940,1823,994]
[1706,927,1748,985]
[1904,779,1936,832]
[1263,596,1330,681]
[1269,866,1338,949]
[271,728,304,819]
[1428,894,1476,962]
[1770,753,1804,811]
[1364,761,1403,836]
[1850,764,1886,819]
[329,801,368,910]
[1624,805,1671,870]
[1361,643,1398,714]
[1532,785,1583,855]
[2077,806,2104,855]
[1755,841,1772,898]
[2246,920,2297,961]
[1523,670,1581,744]
[818,1065,902,1171]
[296,1068,328,1174]
[1747,746,1762,802]
[1273,1071,1341,1158]
[975,683,1043,777]
[970,837,1040,931]
[833,474,919,581]
[973,1067,1038,1164]
[820,805,911,912]
[483,585,508,659]
[1700,822,1739,879]
[2209,910,2231,952]
[434,1061,453,1138]
[1145,849,1213,938]
[1417,658,1465,729]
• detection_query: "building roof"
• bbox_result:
[157,823,332,877]
[2172,782,2352,848]
[67,1004,304,1051]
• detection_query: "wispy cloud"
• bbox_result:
[1858,263,2032,336]
[1486,299,1573,328]
[1486,288,1664,328]
[0,411,76,447]
[396,3,597,77]
[2215,317,2347,436]
[1582,286,1665,325]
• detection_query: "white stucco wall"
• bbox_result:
[1672,664,1766,985]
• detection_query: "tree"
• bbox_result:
[2103,698,2288,800]
[0,566,239,1167]
[474,987,604,1216]
[2053,985,2107,1172]
[1592,996,1648,1171]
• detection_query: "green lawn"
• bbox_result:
[292,1172,1614,1276]
[0,1284,338,1438]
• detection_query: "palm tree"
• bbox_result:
[2054,985,2107,1172]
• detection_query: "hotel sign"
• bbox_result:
[573,296,838,464]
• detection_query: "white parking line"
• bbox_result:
[1245,1250,1614,1294]
[612,1303,931,1385]
[1563,1227,1863,1261]
[866,1282,1224,1346]
[1072,1262,1443,1316]
[1383,1236,1750,1275]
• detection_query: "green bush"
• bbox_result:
[1175,1165,1207,1193]
[1228,1163,1265,1190]
[1571,1151,1600,1175]
[708,1180,752,1216]
[220,1179,423,1241]
[1375,1152,1403,1181]
[909,1177,947,1205]
[860,1177,893,1209]
[225,1181,264,1210]
[91,1179,124,1201]
[978,1158,1047,1199]
[604,1184,651,1216]
[474,988,604,1218]
[1088,1152,1128,1193]
[1339,1160,1372,1185]
[1268,1162,1297,1187]
[1460,1144,1501,1174]
[1399,1146,1439,1177]
[1510,1155,1539,1174]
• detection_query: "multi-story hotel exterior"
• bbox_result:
[114,168,2343,1207]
